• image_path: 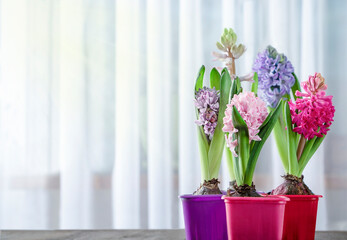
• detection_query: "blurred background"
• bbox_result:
[0,0,346,230]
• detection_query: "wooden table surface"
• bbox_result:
[0,230,346,240]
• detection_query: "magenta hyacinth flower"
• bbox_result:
[194,87,220,140]
[289,73,335,140]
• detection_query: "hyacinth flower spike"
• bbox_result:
[210,28,248,189]
[252,45,296,107]
[288,73,334,175]
[213,28,246,78]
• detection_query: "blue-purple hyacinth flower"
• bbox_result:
[252,46,295,108]
[194,87,220,140]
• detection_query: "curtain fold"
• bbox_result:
[147,0,173,229]
[113,0,142,229]
[0,0,345,230]
[0,0,29,228]
[59,0,88,229]
[177,0,204,228]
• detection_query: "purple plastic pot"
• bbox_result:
[180,194,227,240]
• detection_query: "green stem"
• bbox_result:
[291,73,301,101]
[284,102,299,176]
[297,136,316,176]
[296,135,306,161]
[232,133,243,185]
[225,146,235,181]
[230,58,236,75]
[298,135,325,176]
[238,129,249,181]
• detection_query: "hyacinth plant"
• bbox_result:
[193,66,232,195]
[193,28,247,195]
[222,77,284,197]
[213,28,255,192]
[253,46,335,195]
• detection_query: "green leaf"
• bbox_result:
[273,115,289,173]
[232,106,248,130]
[291,73,301,101]
[221,67,228,76]
[195,65,205,93]
[210,68,221,91]
[297,136,316,175]
[230,76,238,101]
[282,93,291,102]
[238,128,249,182]
[227,105,249,185]
[235,77,241,93]
[219,70,232,110]
[194,65,209,180]
[232,133,243,186]
[298,135,325,176]
[251,72,258,96]
[259,108,273,129]
[196,125,210,181]
[283,101,299,176]
[208,70,232,178]
[308,135,325,159]
[230,106,249,185]
[244,100,283,185]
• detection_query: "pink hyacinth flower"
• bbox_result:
[223,92,268,157]
[225,134,238,157]
[289,73,335,139]
[297,72,327,98]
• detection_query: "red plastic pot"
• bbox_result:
[180,194,227,240]
[281,195,322,240]
[223,195,288,240]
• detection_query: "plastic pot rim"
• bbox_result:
[223,195,289,204]
[273,194,322,201]
[179,194,224,201]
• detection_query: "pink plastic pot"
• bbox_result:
[223,195,288,240]
[180,194,227,240]
[281,195,322,240]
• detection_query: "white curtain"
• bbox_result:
[0,0,346,230]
